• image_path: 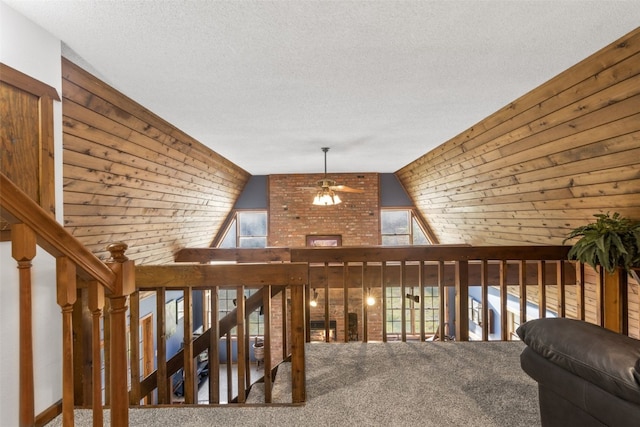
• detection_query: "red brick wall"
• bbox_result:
[268,173,380,247]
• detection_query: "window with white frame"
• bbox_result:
[385,285,439,339]
[219,211,267,248]
[381,209,429,246]
[214,210,268,337]
[381,209,435,339]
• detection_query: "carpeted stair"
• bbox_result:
[246,362,292,404]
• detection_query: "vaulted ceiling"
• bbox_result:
[5,0,640,175]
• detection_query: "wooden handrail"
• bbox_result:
[175,245,571,264]
[174,247,291,263]
[0,172,116,292]
[291,245,572,262]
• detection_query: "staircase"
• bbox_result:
[246,362,293,404]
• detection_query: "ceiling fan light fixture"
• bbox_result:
[313,189,342,206]
[307,147,360,206]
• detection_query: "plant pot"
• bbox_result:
[252,343,265,366]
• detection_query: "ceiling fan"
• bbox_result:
[303,147,364,206]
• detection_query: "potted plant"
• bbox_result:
[564,212,640,332]
[564,212,640,274]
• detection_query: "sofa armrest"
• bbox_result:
[517,318,640,404]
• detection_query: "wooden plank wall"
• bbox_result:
[396,27,640,247]
[61,58,250,264]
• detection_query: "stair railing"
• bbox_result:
[132,263,308,405]
[1,172,133,426]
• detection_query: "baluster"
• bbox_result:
[263,285,272,403]
[323,262,330,342]
[419,261,425,342]
[244,302,251,394]
[455,260,469,341]
[156,288,169,403]
[519,260,527,324]
[182,289,194,404]
[226,332,233,403]
[577,263,585,320]
[538,261,547,319]
[88,281,104,424]
[557,260,566,318]
[12,223,36,427]
[281,289,288,356]
[103,298,111,405]
[105,242,135,427]
[342,262,349,343]
[73,286,91,406]
[304,282,311,343]
[363,262,370,343]
[236,286,246,403]
[596,265,605,327]
[500,260,508,341]
[56,256,77,427]
[209,288,220,404]
[382,262,388,342]
[438,261,445,341]
[128,291,140,405]
[290,283,306,404]
[400,261,406,342]
[481,260,489,341]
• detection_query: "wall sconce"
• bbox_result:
[310,288,319,307]
[232,296,247,307]
[406,293,419,303]
[366,288,376,306]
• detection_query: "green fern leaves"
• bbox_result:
[564,212,640,274]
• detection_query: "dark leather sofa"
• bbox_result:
[517,318,640,427]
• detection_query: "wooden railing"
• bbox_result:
[176,246,640,342]
[132,263,308,405]
[0,173,134,426]
[292,246,576,342]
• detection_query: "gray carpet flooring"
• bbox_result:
[49,341,540,426]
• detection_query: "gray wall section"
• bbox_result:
[380,173,413,207]
[234,174,412,209]
[234,175,268,209]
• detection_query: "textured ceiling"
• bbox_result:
[4,0,640,175]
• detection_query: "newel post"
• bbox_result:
[105,242,135,427]
[601,267,628,334]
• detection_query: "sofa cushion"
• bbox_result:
[517,318,640,404]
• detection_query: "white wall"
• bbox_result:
[0,2,64,423]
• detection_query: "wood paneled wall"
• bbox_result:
[397,27,640,246]
[61,59,250,264]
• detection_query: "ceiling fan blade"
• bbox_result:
[297,186,322,190]
[330,185,364,193]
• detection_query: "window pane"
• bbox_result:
[412,218,429,245]
[238,212,267,236]
[239,236,267,248]
[382,235,410,246]
[219,219,237,248]
[381,210,409,234]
